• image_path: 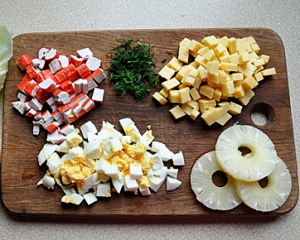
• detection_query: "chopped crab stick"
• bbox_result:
[63,64,80,82]
[58,55,69,68]
[39,48,49,59]
[86,56,101,71]
[92,68,106,84]
[45,48,59,61]
[39,77,57,92]
[77,48,93,58]
[92,88,105,103]
[77,64,91,79]
[26,64,38,79]
[24,80,39,97]
[17,54,32,71]
[49,58,62,74]
[32,58,46,70]
[36,70,53,83]
[69,55,84,67]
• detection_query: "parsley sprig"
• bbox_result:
[108,39,158,102]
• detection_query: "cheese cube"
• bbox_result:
[240,52,251,63]
[181,103,193,115]
[234,82,245,98]
[238,89,255,106]
[198,99,216,113]
[203,49,216,61]
[228,37,237,54]
[218,36,229,48]
[159,65,175,80]
[213,88,222,102]
[202,35,219,48]
[180,38,191,47]
[197,46,210,56]
[207,72,219,84]
[230,73,244,81]
[161,78,180,91]
[169,105,185,119]
[261,68,276,76]
[189,88,201,101]
[187,40,203,52]
[228,102,243,115]
[199,85,215,99]
[260,54,270,64]
[198,65,208,80]
[207,61,219,74]
[179,87,191,104]
[242,76,258,90]
[190,109,200,121]
[167,57,183,72]
[250,42,260,53]
[222,81,235,97]
[195,55,207,68]
[216,112,232,126]
[178,44,189,64]
[254,72,264,82]
[159,88,169,98]
[152,92,168,105]
[168,90,180,103]
[220,62,238,72]
[214,43,227,56]
[175,65,187,81]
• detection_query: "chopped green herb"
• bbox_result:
[161,59,166,63]
[108,39,158,102]
[115,111,135,116]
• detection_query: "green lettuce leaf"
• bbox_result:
[0,25,13,91]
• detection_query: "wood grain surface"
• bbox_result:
[1,28,298,219]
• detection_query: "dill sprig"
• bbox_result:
[108,39,158,102]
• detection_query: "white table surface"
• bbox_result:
[0,0,300,239]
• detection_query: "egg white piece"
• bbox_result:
[120,135,131,145]
[66,131,83,146]
[83,140,101,159]
[151,153,164,170]
[80,120,98,139]
[46,152,62,174]
[167,168,179,178]
[151,141,166,153]
[83,192,98,205]
[95,158,107,173]
[37,174,55,189]
[82,172,99,190]
[68,146,84,159]
[124,175,139,192]
[172,151,185,166]
[38,143,59,166]
[97,129,110,142]
[112,177,124,194]
[130,164,143,179]
[103,138,122,158]
[62,193,84,205]
[153,166,168,180]
[56,140,71,153]
[139,186,151,196]
[142,130,154,145]
[104,164,121,179]
[87,132,99,143]
[119,118,134,129]
[62,185,73,195]
[76,183,89,195]
[149,176,165,192]
[96,182,111,197]
[166,176,182,191]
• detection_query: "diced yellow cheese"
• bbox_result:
[197,46,210,56]
[187,40,203,52]
[213,88,222,102]
[195,55,207,68]
[175,65,188,81]
[218,53,230,63]
[181,103,193,115]
[190,109,200,121]
[201,103,230,126]
[199,85,215,99]
[234,82,245,98]
[222,80,235,97]
[240,52,251,63]
[159,88,169,98]
[238,89,255,106]
[167,57,183,72]
[254,72,264,82]
[218,70,228,84]
[242,76,258,90]
[236,38,248,53]
[152,92,168,105]
[161,78,181,91]
[203,49,216,61]
[183,75,196,86]
[228,37,237,54]
[178,44,189,64]
[261,68,276,76]
[246,36,256,45]
[193,76,202,89]
[188,66,199,78]
[214,43,227,56]
[202,35,219,49]
[218,36,229,48]
[254,65,264,73]
[229,53,241,64]
[260,54,270,64]
[180,38,191,47]
[220,62,238,72]
[168,90,180,103]
[189,61,199,69]
[178,83,189,89]
[179,87,191,104]
[206,61,219,74]
[228,101,243,115]
[198,65,208,80]
[216,112,232,126]
[189,87,201,101]
[187,100,199,110]
[207,72,219,84]
[237,62,256,77]
[253,58,265,67]
[169,105,185,119]
[159,65,175,80]
[230,73,244,81]
[198,99,216,113]
[250,42,260,53]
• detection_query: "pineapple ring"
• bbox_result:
[215,125,279,182]
[190,151,242,211]
[235,157,292,212]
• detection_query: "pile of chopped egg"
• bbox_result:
[37,118,184,205]
[153,35,276,126]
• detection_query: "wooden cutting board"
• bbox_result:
[1,28,298,219]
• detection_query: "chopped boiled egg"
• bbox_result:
[166,176,182,191]
[96,183,111,197]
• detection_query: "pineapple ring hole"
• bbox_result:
[238,146,252,156]
[212,170,228,187]
[250,103,275,126]
[258,176,269,188]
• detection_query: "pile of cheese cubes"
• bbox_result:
[12,47,106,135]
[153,35,276,126]
[37,118,184,205]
